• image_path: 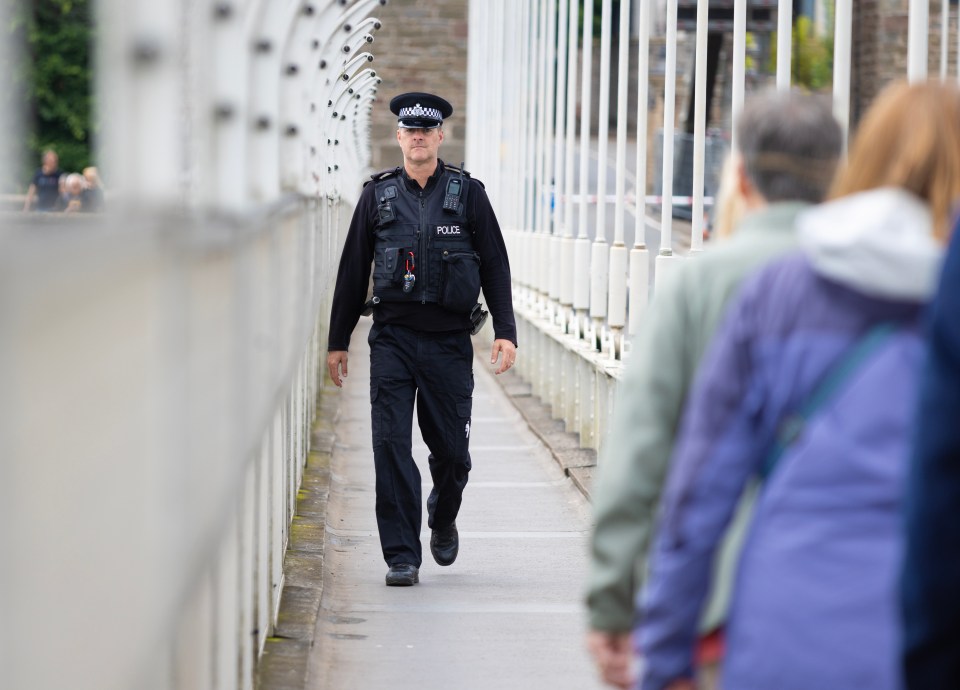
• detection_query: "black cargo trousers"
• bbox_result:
[368,322,474,567]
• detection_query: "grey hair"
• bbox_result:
[736,89,842,203]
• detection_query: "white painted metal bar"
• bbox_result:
[577,0,596,245]
[594,0,614,247]
[731,0,747,153]
[607,0,631,337]
[574,0,596,324]
[0,1,23,195]
[590,0,614,324]
[212,1,248,210]
[834,0,853,145]
[97,0,184,204]
[514,0,529,257]
[777,0,792,89]
[535,0,550,242]
[338,51,375,80]
[627,0,651,336]
[524,0,539,238]
[612,0,631,252]
[690,0,708,253]
[563,0,579,243]
[909,0,930,81]
[559,0,579,310]
[941,0,950,79]
[497,0,512,226]
[550,0,570,304]
[541,0,558,302]
[658,0,678,256]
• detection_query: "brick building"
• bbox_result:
[365,0,470,171]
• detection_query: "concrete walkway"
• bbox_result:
[303,319,607,690]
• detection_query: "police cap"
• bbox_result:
[390,92,453,129]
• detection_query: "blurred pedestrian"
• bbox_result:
[636,79,960,690]
[81,166,105,212]
[902,218,960,690]
[710,153,746,242]
[22,149,62,212]
[58,173,85,213]
[585,89,842,689]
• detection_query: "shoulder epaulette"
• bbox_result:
[363,166,402,187]
[444,162,485,189]
[443,162,472,178]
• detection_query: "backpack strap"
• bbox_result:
[760,322,897,481]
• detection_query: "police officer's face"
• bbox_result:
[397,126,443,166]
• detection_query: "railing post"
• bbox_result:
[908,0,930,81]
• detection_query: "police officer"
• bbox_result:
[326,92,518,587]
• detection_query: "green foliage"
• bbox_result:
[17,0,95,186]
[791,15,833,90]
[769,8,835,91]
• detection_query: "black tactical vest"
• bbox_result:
[370,166,481,313]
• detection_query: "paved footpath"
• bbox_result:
[305,319,607,690]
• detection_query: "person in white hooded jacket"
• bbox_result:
[635,79,960,690]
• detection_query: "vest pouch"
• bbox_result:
[372,245,410,291]
[438,250,481,313]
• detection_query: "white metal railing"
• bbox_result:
[467,0,958,454]
[0,1,383,689]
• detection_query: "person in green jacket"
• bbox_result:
[585,89,843,690]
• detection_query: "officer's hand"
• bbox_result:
[490,339,516,375]
[327,350,348,387]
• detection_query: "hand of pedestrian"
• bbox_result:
[586,630,635,689]
[663,678,695,690]
[327,350,348,387]
[490,338,516,375]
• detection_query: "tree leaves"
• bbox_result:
[21,0,94,182]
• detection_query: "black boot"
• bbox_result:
[385,563,419,586]
[430,522,459,566]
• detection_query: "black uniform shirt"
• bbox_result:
[328,160,518,351]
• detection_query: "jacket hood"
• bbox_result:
[796,188,944,301]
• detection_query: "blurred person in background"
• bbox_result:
[58,172,85,212]
[710,154,747,242]
[22,149,62,212]
[81,166,104,212]
[635,79,960,690]
[902,219,960,690]
[585,89,842,690]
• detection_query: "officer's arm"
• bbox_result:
[327,183,378,356]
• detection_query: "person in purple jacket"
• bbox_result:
[901,218,960,689]
[635,79,960,690]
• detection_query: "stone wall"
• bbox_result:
[366,0,469,172]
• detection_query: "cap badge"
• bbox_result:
[398,103,443,121]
